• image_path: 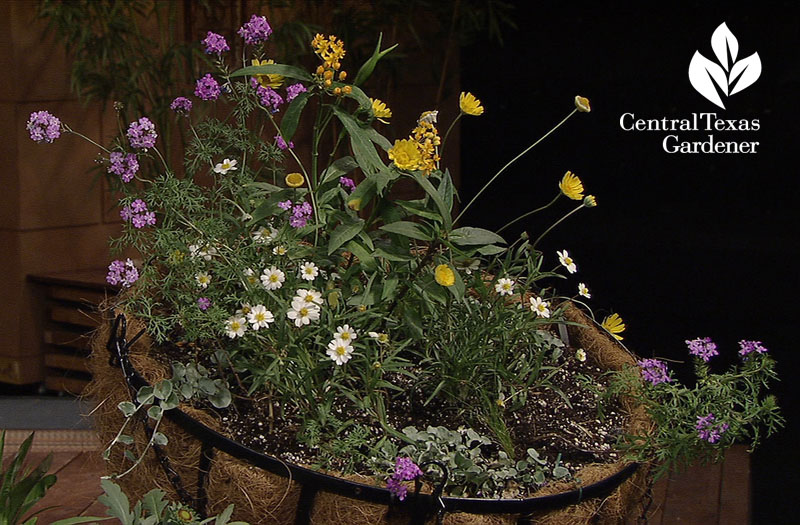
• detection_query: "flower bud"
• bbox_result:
[583,195,597,207]
[574,95,591,113]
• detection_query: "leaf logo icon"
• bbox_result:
[688,22,762,109]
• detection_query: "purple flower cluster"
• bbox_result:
[686,337,719,362]
[195,74,221,101]
[386,457,423,501]
[120,199,156,229]
[202,31,230,55]
[286,83,307,102]
[106,259,139,288]
[739,340,768,357]
[638,358,671,386]
[696,413,729,444]
[127,117,157,150]
[275,134,294,150]
[339,177,356,193]
[27,111,62,143]
[288,201,313,228]
[108,152,140,183]
[254,81,284,112]
[197,297,212,311]
[170,96,193,115]
[238,14,272,45]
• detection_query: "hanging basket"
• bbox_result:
[86,305,651,525]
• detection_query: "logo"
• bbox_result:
[688,22,762,109]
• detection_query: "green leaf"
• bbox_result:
[396,199,444,222]
[478,245,507,256]
[230,63,313,82]
[447,266,466,301]
[381,276,399,301]
[115,434,134,445]
[280,91,312,142]
[331,106,386,175]
[152,432,168,446]
[411,172,452,230]
[439,170,456,213]
[346,177,377,211]
[401,305,425,339]
[98,480,134,525]
[340,83,372,111]
[319,156,359,186]
[117,401,136,417]
[136,386,154,405]
[209,389,232,409]
[380,221,432,241]
[354,33,399,86]
[449,227,506,246]
[328,219,364,255]
[147,405,162,420]
[153,380,172,400]
[344,240,376,271]
[140,488,168,519]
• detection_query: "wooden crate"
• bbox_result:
[28,270,118,395]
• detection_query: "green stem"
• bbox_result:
[64,126,110,153]
[531,203,587,250]
[496,194,561,234]
[439,112,462,159]
[453,108,578,226]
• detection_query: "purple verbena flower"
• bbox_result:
[27,111,62,143]
[696,413,729,444]
[106,259,139,288]
[637,358,671,386]
[170,97,193,115]
[120,205,133,221]
[197,297,212,310]
[130,199,148,213]
[195,74,221,101]
[386,477,408,501]
[739,340,768,357]
[277,200,292,210]
[202,31,230,55]
[257,85,284,113]
[339,177,356,193]
[127,117,158,150]
[108,152,140,183]
[686,337,719,362]
[394,457,423,481]
[274,134,294,150]
[286,83,307,102]
[238,14,272,45]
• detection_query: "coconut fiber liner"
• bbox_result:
[86,305,652,525]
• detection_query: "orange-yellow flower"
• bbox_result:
[459,92,484,116]
[285,172,305,188]
[601,313,626,341]
[559,171,584,200]
[388,139,423,171]
[371,98,392,123]
[434,264,455,287]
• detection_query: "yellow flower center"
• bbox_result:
[270,274,279,282]
[231,321,241,331]
[336,345,347,356]
[340,332,351,340]
[255,313,265,322]
[378,334,389,343]
[299,307,309,316]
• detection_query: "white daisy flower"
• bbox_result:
[327,337,354,365]
[575,349,587,362]
[557,250,577,274]
[213,158,238,175]
[272,245,287,256]
[287,300,321,327]
[195,272,211,289]
[578,282,591,298]
[529,297,551,318]
[261,267,285,290]
[495,277,515,296]
[247,304,274,330]
[235,303,253,317]
[189,243,216,261]
[295,289,323,305]
[252,226,277,244]
[299,261,319,281]
[243,268,259,287]
[224,316,247,338]
[335,324,358,343]
[368,331,390,344]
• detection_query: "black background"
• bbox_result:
[461,2,799,522]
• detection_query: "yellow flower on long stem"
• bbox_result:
[459,92,484,116]
[434,264,455,287]
[601,313,626,340]
[285,172,305,188]
[370,98,392,123]
[251,59,284,88]
[388,139,423,171]
[559,171,584,200]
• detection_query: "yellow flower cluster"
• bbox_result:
[387,111,441,175]
[311,33,351,96]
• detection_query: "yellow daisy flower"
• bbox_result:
[371,98,392,123]
[601,313,626,341]
[574,95,591,113]
[559,171,584,200]
[434,264,455,287]
[251,58,284,89]
[388,139,423,171]
[583,195,597,207]
[285,172,305,188]
[459,92,484,116]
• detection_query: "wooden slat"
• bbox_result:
[48,285,108,306]
[718,445,750,524]
[45,352,90,373]
[661,461,722,524]
[49,306,101,328]
[44,375,91,395]
[23,451,105,524]
[44,328,91,350]
[647,475,669,525]
[1,430,99,453]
